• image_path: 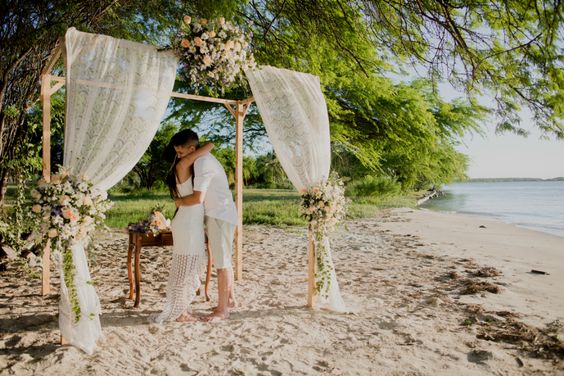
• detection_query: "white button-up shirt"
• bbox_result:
[193,154,238,225]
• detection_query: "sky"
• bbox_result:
[439,84,564,179]
[458,124,564,179]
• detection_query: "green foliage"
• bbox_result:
[246,0,563,137]
[63,245,80,323]
[251,152,292,189]
[346,175,402,197]
[131,122,178,190]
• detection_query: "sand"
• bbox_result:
[1,208,563,375]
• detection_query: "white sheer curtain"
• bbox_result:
[246,66,346,312]
[59,27,178,354]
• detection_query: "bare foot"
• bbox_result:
[176,312,198,322]
[211,299,238,312]
[201,310,229,322]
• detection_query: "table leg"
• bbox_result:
[127,235,134,300]
[134,236,141,308]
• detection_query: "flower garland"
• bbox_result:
[29,167,112,323]
[127,205,171,236]
[173,16,256,93]
[299,174,346,298]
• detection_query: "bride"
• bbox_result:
[154,130,213,323]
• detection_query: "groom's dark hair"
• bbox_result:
[171,128,199,148]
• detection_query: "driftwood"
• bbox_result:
[416,189,440,206]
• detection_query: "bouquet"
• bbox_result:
[173,15,256,93]
[300,174,346,233]
[30,168,112,252]
[300,173,347,297]
[128,205,171,236]
[29,167,112,322]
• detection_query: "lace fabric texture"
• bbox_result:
[59,28,178,353]
[153,253,207,323]
[154,179,206,322]
[57,241,102,355]
[64,27,178,191]
[246,66,346,312]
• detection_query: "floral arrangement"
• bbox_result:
[128,205,170,236]
[299,173,347,298]
[172,15,256,93]
[29,167,113,323]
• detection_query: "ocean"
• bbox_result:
[422,180,564,238]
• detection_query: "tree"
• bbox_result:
[130,122,177,190]
[243,0,563,137]
[0,0,245,201]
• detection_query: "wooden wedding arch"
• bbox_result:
[40,39,318,307]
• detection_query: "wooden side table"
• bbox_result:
[127,230,211,308]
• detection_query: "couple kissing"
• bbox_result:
[154,129,237,323]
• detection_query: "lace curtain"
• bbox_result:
[246,66,346,312]
[60,28,178,354]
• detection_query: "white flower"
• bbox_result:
[83,195,93,206]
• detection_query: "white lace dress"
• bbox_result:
[154,178,206,323]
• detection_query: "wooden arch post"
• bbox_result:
[40,41,64,295]
[224,99,252,281]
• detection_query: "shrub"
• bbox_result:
[345,175,401,197]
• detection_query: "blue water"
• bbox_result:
[422,181,564,238]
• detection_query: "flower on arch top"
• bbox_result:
[173,16,257,94]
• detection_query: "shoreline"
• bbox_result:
[422,206,564,239]
[1,209,562,375]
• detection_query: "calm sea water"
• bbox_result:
[422,181,564,238]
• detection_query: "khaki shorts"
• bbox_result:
[205,216,235,269]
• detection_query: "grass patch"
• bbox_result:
[106,191,175,229]
[105,188,417,229]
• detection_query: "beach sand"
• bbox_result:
[1,208,563,375]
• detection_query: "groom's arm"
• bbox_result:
[175,157,213,207]
[175,190,206,206]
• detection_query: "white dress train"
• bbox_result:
[154,178,206,323]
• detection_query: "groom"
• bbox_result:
[174,130,237,321]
